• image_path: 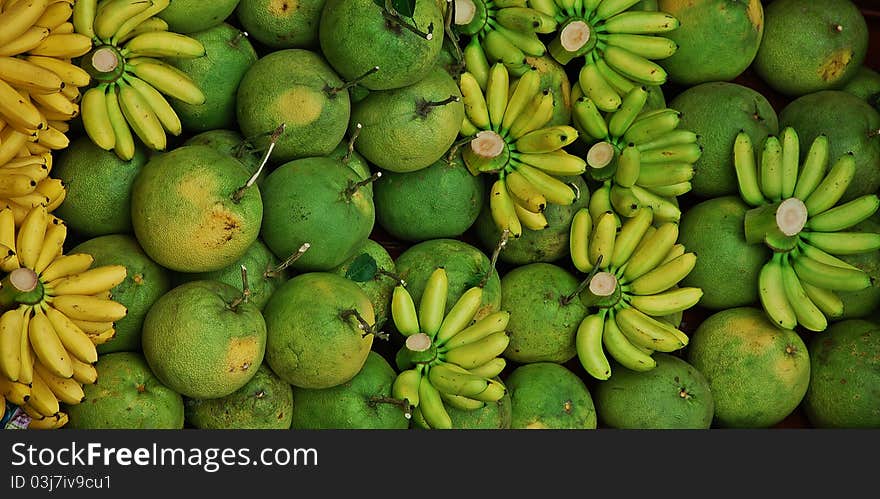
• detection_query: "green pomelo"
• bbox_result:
[841,65,880,110]
[130,145,263,272]
[678,196,770,310]
[350,65,464,173]
[524,54,571,128]
[53,136,148,238]
[594,353,715,429]
[168,23,259,132]
[319,0,444,91]
[779,90,880,202]
[473,175,589,265]
[499,262,587,364]
[184,362,294,429]
[372,153,484,242]
[506,362,597,429]
[393,238,502,322]
[327,140,374,196]
[329,238,396,332]
[157,0,240,34]
[836,216,880,320]
[804,319,880,428]
[657,0,764,85]
[184,129,264,187]
[141,280,268,400]
[68,234,172,354]
[753,0,868,97]
[263,272,375,389]
[686,307,810,428]
[235,0,325,48]
[290,351,409,429]
[669,81,779,198]
[259,156,375,271]
[175,238,286,311]
[411,382,512,430]
[236,48,350,162]
[66,352,184,429]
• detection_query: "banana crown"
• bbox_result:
[569,205,700,380]
[732,126,880,333]
[389,267,510,429]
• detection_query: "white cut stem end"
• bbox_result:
[587,141,615,169]
[561,21,591,52]
[776,197,808,236]
[471,130,505,159]
[589,272,618,297]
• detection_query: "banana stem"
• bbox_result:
[232,123,285,203]
[744,198,807,248]
[453,0,476,25]
[264,243,311,278]
[81,45,125,83]
[580,271,622,309]
[586,141,615,169]
[396,333,438,369]
[342,123,363,164]
[0,268,43,310]
[479,228,509,289]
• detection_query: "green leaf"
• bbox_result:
[373,0,416,18]
[346,253,378,282]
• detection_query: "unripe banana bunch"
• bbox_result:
[0,0,94,155]
[0,146,66,226]
[74,0,206,160]
[459,62,586,237]
[732,127,880,333]
[569,206,699,380]
[573,84,698,225]
[455,0,559,77]
[390,268,510,429]
[0,204,127,428]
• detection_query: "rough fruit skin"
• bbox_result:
[506,363,597,430]
[329,238,396,331]
[804,319,880,428]
[411,382,513,429]
[658,0,764,85]
[157,0,241,34]
[836,216,880,320]
[594,354,715,429]
[753,0,869,97]
[686,307,811,428]
[66,352,184,429]
[670,82,779,199]
[236,0,325,49]
[184,129,264,185]
[841,66,880,109]
[678,196,770,310]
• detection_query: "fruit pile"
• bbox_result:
[0,0,878,430]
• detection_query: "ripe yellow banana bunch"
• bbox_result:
[0,204,127,428]
[74,0,206,160]
[573,84,700,225]
[0,145,66,225]
[0,0,94,159]
[733,127,880,333]
[459,62,586,237]
[569,206,700,380]
[390,268,510,429]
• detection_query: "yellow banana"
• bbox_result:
[0,56,64,94]
[417,375,452,429]
[44,305,98,364]
[576,313,611,380]
[30,90,78,118]
[507,90,554,139]
[26,410,68,429]
[69,355,98,385]
[628,287,703,316]
[514,162,577,205]
[0,376,32,406]
[489,178,522,237]
[0,308,23,381]
[514,203,549,230]
[626,252,697,295]
[47,294,128,322]
[435,286,483,344]
[0,0,50,49]
[391,284,420,337]
[94,0,153,42]
[0,25,51,57]
[28,33,93,58]
[123,30,206,58]
[622,221,678,281]
[443,331,509,369]
[80,85,115,150]
[0,79,46,132]
[458,71,490,130]
[603,311,656,371]
[32,217,65,274]
[610,205,653,268]
[117,80,166,151]
[391,368,420,407]
[579,61,621,112]
[39,252,94,282]
[505,169,546,212]
[34,0,72,30]
[48,264,127,296]
[33,359,84,405]
[126,58,205,105]
[27,367,60,418]
[589,210,617,269]
[16,203,49,270]
[500,66,541,133]
[615,306,686,352]
[515,150,586,176]
[484,62,509,130]
[28,306,73,379]
[570,208,593,273]
[418,267,448,337]
[105,84,135,160]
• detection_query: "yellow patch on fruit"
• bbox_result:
[269,0,298,17]
[226,337,261,374]
[746,0,764,32]
[176,170,216,203]
[198,203,243,249]
[818,48,853,82]
[278,86,324,126]
[524,421,551,429]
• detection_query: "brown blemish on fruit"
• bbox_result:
[202,204,241,248]
[278,86,323,126]
[269,0,297,16]
[746,0,763,32]
[133,273,144,285]
[563,400,573,414]
[818,48,853,82]
[226,337,259,373]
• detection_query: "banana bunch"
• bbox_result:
[454,0,558,77]
[74,0,206,160]
[572,83,698,225]
[0,0,94,157]
[0,204,127,428]
[390,268,510,429]
[459,62,586,237]
[733,127,880,332]
[569,206,699,379]
[0,147,66,225]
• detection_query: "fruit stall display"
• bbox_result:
[0,0,878,430]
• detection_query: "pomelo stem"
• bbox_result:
[227,265,251,311]
[446,135,475,166]
[0,268,43,309]
[265,243,311,278]
[326,66,380,96]
[368,395,413,419]
[345,171,382,199]
[228,30,248,47]
[382,0,435,40]
[561,255,603,306]
[417,95,461,118]
[342,309,388,340]
[342,123,363,164]
[232,123,285,203]
[376,269,406,286]
[479,228,509,289]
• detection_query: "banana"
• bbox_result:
[635,129,699,153]
[123,30,205,58]
[610,183,641,217]
[110,0,170,45]
[0,376,31,406]
[639,141,702,164]
[442,331,509,369]
[780,256,827,332]
[602,45,667,86]
[35,125,68,150]
[610,206,653,268]
[491,23,546,57]
[417,375,452,429]
[576,313,611,380]
[462,37,490,90]
[800,231,880,256]
[16,203,48,270]
[93,0,153,42]
[80,85,114,150]
[51,21,74,35]
[601,10,680,34]
[391,284,420,337]
[589,210,617,269]
[28,33,93,58]
[806,194,880,232]
[467,357,507,379]
[527,0,558,17]
[798,241,861,271]
[609,86,648,138]
[27,367,60,418]
[792,134,829,201]
[439,392,485,411]
[626,252,696,295]
[33,360,84,405]
[594,57,638,96]
[418,267,448,337]
[35,1,73,30]
[435,286,483,344]
[801,282,844,320]
[594,0,643,21]
[484,61,510,130]
[733,131,765,206]
[47,294,128,322]
[505,169,546,212]
[0,79,46,133]
[0,307,23,381]
[628,286,703,316]
[0,0,49,49]
[615,305,686,352]
[571,96,609,140]
[126,58,205,105]
[643,181,691,198]
[514,162,577,205]
[758,255,797,330]
[0,130,32,166]
[0,25,50,57]
[804,153,856,216]
[0,56,64,94]
[579,61,621,112]
[636,161,694,187]
[26,410,68,429]
[32,217,65,274]
[43,305,97,364]
[0,174,38,198]
[427,362,489,397]
[758,135,783,202]
[28,307,73,379]
[507,89,554,139]
[458,71,490,130]
[588,181,614,222]
[603,311,656,371]
[31,90,78,118]
[72,0,98,39]
[117,80,165,151]
[622,221,678,281]
[489,178,522,237]
[125,74,182,136]
[441,310,510,350]
[469,377,506,403]
[391,368,420,407]
[780,127,799,199]
[69,355,97,385]
[89,327,116,345]
[481,28,529,77]
[624,108,680,144]
[601,33,678,59]
[495,6,557,34]
[39,252,93,282]
[48,264,127,296]
[70,319,114,336]
[104,84,135,160]
[515,150,586,176]
[628,184,681,223]
[570,208,593,273]
[613,142,641,188]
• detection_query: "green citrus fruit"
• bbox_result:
[329,238,396,332]
[235,0,325,48]
[183,129,265,186]
[836,216,880,320]
[841,65,880,110]
[506,362,597,429]
[157,0,241,33]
